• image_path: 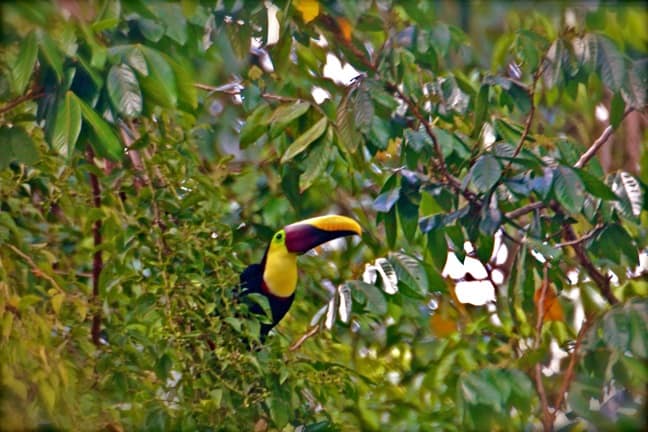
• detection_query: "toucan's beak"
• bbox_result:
[284,215,362,254]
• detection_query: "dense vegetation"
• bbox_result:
[1,1,646,430]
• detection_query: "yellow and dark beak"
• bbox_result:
[284,215,362,254]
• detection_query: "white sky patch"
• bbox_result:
[311,86,331,103]
[595,103,609,122]
[323,53,360,86]
[455,280,496,305]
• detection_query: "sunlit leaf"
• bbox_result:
[471,154,501,192]
[50,91,81,159]
[74,94,122,160]
[12,31,38,94]
[553,166,585,214]
[107,64,143,118]
[280,116,328,163]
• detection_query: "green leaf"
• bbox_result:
[471,84,489,137]
[609,91,625,129]
[164,54,197,111]
[107,64,143,118]
[471,154,501,192]
[299,141,331,193]
[139,46,177,108]
[336,89,362,154]
[553,166,585,214]
[269,101,311,138]
[389,252,428,298]
[155,353,173,380]
[397,195,419,242]
[157,3,188,45]
[575,168,617,200]
[347,281,388,315]
[38,31,64,82]
[280,116,328,163]
[374,187,401,213]
[51,91,82,158]
[239,103,271,148]
[0,126,39,169]
[12,31,38,94]
[595,35,626,92]
[74,94,122,160]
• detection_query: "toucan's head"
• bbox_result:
[261,215,362,298]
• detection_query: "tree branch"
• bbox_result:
[561,219,618,305]
[552,318,594,413]
[7,244,62,293]
[574,108,635,169]
[0,90,44,115]
[87,148,104,347]
[289,325,320,351]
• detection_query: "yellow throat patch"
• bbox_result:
[263,229,298,298]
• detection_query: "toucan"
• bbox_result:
[239,215,362,338]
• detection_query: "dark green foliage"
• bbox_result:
[0,1,646,431]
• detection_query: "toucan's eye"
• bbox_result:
[275,232,283,241]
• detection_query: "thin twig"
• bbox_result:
[574,108,635,169]
[289,325,320,351]
[0,90,44,115]
[506,64,545,169]
[505,201,545,220]
[553,224,603,248]
[552,318,594,413]
[7,244,62,292]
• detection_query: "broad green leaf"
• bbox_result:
[595,35,626,92]
[299,141,331,193]
[397,194,419,242]
[575,168,617,200]
[553,166,585,214]
[336,88,362,153]
[155,353,173,380]
[426,227,448,271]
[269,101,311,138]
[107,64,143,118]
[346,281,387,315]
[239,103,271,148]
[280,116,328,163]
[389,252,428,298]
[139,46,177,108]
[157,3,188,45]
[374,187,401,213]
[51,91,82,158]
[38,31,64,82]
[74,94,122,160]
[0,126,39,169]
[12,31,38,94]
[471,154,501,192]
[163,53,197,111]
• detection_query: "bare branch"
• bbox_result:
[574,108,635,169]
[553,318,595,412]
[7,244,62,293]
[0,90,44,115]
[289,325,320,351]
[554,224,603,248]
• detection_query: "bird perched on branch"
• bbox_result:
[239,215,362,338]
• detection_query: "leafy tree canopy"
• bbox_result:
[1,1,647,430]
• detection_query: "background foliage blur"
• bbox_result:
[1,1,646,430]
